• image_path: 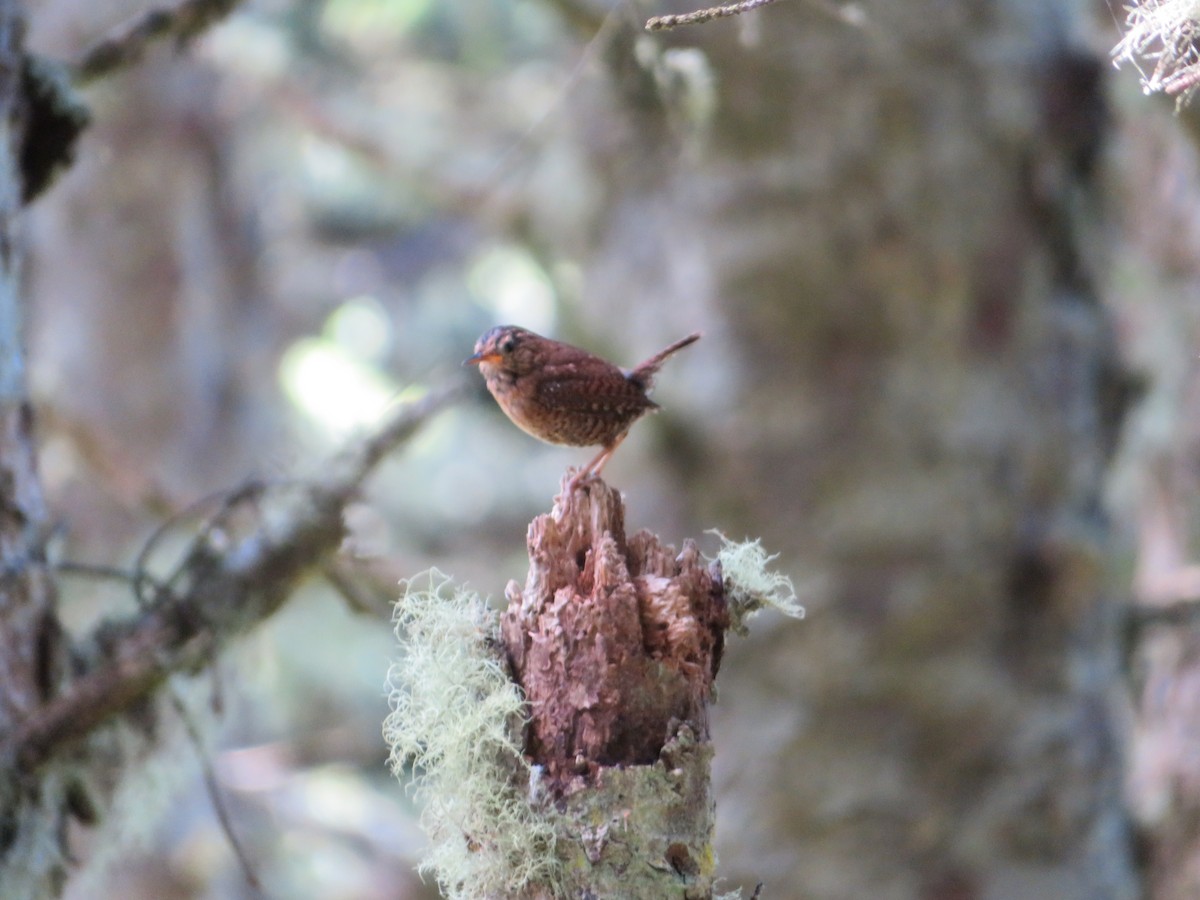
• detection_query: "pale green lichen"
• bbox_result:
[708,532,804,634]
[1113,0,1200,104]
[384,570,560,899]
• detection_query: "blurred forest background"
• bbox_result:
[13,0,1200,897]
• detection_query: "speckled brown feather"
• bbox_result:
[466,326,700,476]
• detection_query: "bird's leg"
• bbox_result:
[586,431,628,477]
[569,433,628,489]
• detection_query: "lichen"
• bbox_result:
[384,570,560,899]
[1113,0,1200,104]
[708,532,804,634]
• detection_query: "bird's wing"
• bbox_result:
[535,367,657,419]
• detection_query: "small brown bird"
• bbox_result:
[465,325,701,479]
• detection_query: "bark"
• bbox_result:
[542,3,1139,896]
[0,380,457,896]
[1113,85,1200,900]
[0,4,77,895]
[502,474,727,897]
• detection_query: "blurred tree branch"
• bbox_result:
[73,0,244,85]
[1131,597,1200,630]
[4,384,463,776]
[645,0,782,32]
[540,0,609,34]
[0,2,80,894]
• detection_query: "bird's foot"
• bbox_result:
[564,466,601,493]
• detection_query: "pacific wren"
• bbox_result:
[465,325,700,478]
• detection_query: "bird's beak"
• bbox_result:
[463,351,499,367]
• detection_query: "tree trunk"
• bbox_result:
[1112,78,1200,900]
[0,0,1152,896]
[549,3,1138,896]
[502,476,725,897]
[0,3,76,896]
[385,470,804,898]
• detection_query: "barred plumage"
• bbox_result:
[465,326,700,479]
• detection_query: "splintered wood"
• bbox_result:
[502,473,728,793]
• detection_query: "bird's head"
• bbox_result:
[464,325,538,375]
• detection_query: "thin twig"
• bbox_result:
[5,384,463,774]
[54,561,142,585]
[74,0,244,85]
[1129,597,1200,630]
[322,558,390,617]
[132,480,269,608]
[41,407,180,517]
[646,0,783,31]
[1163,63,1200,98]
[169,690,263,893]
[334,385,469,487]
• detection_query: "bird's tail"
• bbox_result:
[627,332,701,389]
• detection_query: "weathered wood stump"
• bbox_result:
[502,472,728,897]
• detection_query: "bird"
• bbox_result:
[465,325,701,479]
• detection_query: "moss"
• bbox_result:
[384,570,560,899]
[385,545,797,896]
[708,532,804,634]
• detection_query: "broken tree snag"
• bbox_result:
[387,477,796,896]
[502,472,728,895]
[502,472,727,792]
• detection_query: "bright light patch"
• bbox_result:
[322,0,433,49]
[280,337,398,437]
[468,245,556,333]
[329,295,392,362]
[203,17,290,79]
[301,135,354,192]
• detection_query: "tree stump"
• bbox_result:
[502,473,728,897]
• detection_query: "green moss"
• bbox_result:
[384,570,560,899]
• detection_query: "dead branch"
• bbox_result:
[646,0,783,32]
[3,384,462,774]
[1129,597,1200,630]
[73,0,245,85]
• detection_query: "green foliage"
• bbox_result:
[384,571,559,899]
[708,532,804,635]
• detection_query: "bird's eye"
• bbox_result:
[501,337,517,354]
